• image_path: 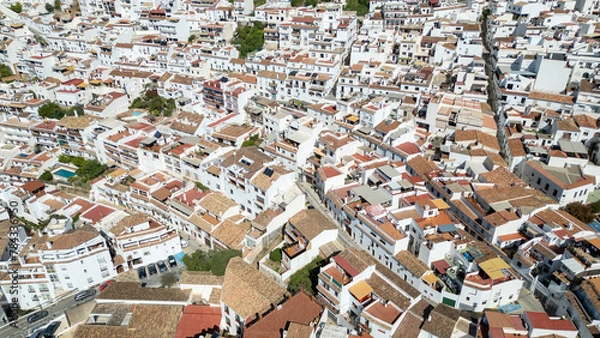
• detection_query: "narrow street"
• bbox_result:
[0,289,97,338]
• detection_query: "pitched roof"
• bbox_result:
[289,209,337,240]
[221,257,288,320]
[244,291,322,338]
[174,305,221,338]
[97,282,190,302]
[73,304,182,338]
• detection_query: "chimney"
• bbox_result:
[47,241,53,249]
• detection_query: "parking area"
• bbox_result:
[134,261,185,288]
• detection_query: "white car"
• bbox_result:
[180,239,188,248]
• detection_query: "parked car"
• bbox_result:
[99,279,115,291]
[167,255,177,267]
[180,239,188,248]
[27,310,49,324]
[28,332,43,338]
[148,263,158,276]
[44,321,61,337]
[74,289,96,301]
[137,266,147,279]
[157,260,168,273]
[30,323,46,335]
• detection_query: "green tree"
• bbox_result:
[39,171,53,181]
[591,201,600,214]
[128,91,176,117]
[242,134,261,147]
[45,2,54,12]
[269,248,282,262]
[54,0,61,11]
[0,64,13,78]
[35,35,48,47]
[10,2,22,13]
[231,21,265,58]
[188,34,196,44]
[287,257,323,295]
[75,160,107,182]
[344,0,369,16]
[254,0,266,6]
[564,202,595,223]
[39,102,64,119]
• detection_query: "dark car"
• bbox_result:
[148,263,158,276]
[137,266,147,279]
[74,289,96,301]
[28,332,44,338]
[44,321,61,337]
[27,310,49,324]
[167,255,177,267]
[157,260,168,273]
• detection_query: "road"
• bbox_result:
[297,181,360,250]
[0,289,98,338]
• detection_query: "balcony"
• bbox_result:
[318,266,348,292]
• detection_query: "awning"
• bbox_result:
[422,272,439,285]
[103,79,114,84]
[479,258,510,280]
[89,79,102,85]
[76,82,88,89]
[432,259,450,274]
[346,115,359,122]
[314,148,326,157]
[349,280,373,301]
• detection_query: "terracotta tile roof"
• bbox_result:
[244,291,322,338]
[221,257,288,320]
[174,305,221,338]
[366,274,411,310]
[480,167,527,188]
[40,225,101,250]
[407,156,439,178]
[73,304,182,338]
[179,271,224,286]
[557,119,580,132]
[199,192,237,217]
[507,139,527,157]
[421,304,462,338]
[211,219,246,249]
[394,251,428,277]
[529,91,575,104]
[97,282,190,302]
[289,209,337,240]
[81,205,117,224]
[525,311,576,331]
[251,165,291,191]
[573,114,598,129]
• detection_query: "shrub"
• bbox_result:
[269,248,282,262]
[182,249,242,276]
[287,257,324,295]
[39,171,53,181]
[10,2,22,13]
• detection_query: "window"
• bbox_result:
[552,189,558,197]
[544,183,549,191]
[536,178,541,185]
